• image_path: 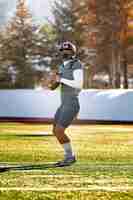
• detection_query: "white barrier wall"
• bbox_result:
[0,89,133,122]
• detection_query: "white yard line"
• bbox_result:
[3,130,35,133]
[2,130,50,135]
[89,127,133,132]
[3,126,133,133]
[0,186,133,192]
[27,175,81,178]
[24,176,130,184]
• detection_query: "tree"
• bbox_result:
[72,0,97,88]
[52,0,88,54]
[95,0,133,88]
[67,0,132,88]
[31,23,59,86]
[120,0,133,88]
[94,0,122,88]
[0,0,37,88]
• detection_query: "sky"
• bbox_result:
[0,0,54,25]
[27,0,54,23]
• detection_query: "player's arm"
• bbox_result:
[59,69,83,89]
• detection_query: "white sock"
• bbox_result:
[62,142,74,159]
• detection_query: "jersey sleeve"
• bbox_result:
[60,69,83,89]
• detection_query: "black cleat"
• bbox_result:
[55,156,76,167]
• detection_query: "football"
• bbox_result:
[40,70,59,90]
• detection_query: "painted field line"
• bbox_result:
[88,127,133,132]
[27,175,81,178]
[25,176,130,184]
[0,186,133,192]
[26,175,131,182]
[3,126,133,133]
[3,130,36,133]
[2,130,50,135]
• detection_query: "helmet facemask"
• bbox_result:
[59,41,76,60]
[60,49,75,60]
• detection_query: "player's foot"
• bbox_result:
[55,155,76,167]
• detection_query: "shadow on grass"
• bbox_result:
[0,134,53,138]
[0,161,75,173]
[1,162,133,174]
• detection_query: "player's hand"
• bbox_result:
[40,71,60,90]
[55,74,61,83]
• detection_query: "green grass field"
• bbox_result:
[0,123,133,199]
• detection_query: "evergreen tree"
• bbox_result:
[52,0,85,53]
[0,0,36,88]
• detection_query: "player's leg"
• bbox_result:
[53,124,76,166]
[53,124,74,158]
[52,102,79,165]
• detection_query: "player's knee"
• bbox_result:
[53,124,64,136]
